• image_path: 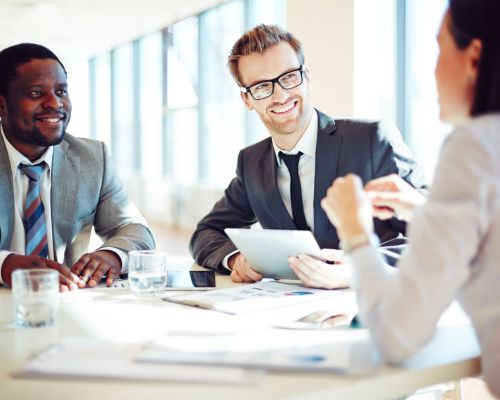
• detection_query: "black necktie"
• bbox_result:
[279,151,309,231]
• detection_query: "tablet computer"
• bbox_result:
[224,228,321,280]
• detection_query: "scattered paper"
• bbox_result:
[14,337,262,384]
[137,328,377,375]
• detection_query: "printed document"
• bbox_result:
[15,337,261,384]
[137,328,376,374]
[162,280,346,314]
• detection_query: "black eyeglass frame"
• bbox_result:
[239,65,306,100]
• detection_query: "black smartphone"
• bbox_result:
[166,270,216,290]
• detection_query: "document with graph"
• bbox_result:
[162,280,347,314]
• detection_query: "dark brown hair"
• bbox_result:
[449,0,500,115]
[227,24,304,87]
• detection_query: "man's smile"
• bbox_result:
[34,113,66,127]
[270,99,298,115]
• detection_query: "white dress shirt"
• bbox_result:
[222,112,318,270]
[273,111,318,231]
[0,127,54,284]
[347,114,500,396]
[0,126,127,284]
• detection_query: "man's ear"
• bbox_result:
[304,66,312,87]
[240,92,254,111]
[304,66,311,81]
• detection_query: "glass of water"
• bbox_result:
[128,250,168,295]
[12,269,59,328]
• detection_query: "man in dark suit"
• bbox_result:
[190,24,426,285]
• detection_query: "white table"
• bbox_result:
[0,276,481,400]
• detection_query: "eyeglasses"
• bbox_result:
[240,65,306,100]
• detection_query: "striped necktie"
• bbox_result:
[19,163,49,258]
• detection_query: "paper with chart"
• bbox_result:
[162,280,347,314]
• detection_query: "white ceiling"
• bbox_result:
[0,0,224,65]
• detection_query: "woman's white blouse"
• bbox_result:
[349,114,500,396]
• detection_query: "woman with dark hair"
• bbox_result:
[290,0,500,396]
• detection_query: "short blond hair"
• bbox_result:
[228,24,305,86]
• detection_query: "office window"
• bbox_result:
[166,17,199,185]
[66,62,90,139]
[353,0,398,125]
[89,0,286,190]
[404,0,448,179]
[246,0,286,27]
[138,32,164,178]
[90,53,112,146]
[111,43,135,176]
[354,0,449,179]
[199,0,246,187]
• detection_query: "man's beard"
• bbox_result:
[16,125,66,147]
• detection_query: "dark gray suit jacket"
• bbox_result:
[0,132,155,266]
[190,110,427,273]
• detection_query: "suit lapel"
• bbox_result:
[0,135,15,249]
[51,140,79,263]
[313,110,342,247]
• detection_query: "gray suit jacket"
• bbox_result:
[190,109,427,273]
[0,133,155,266]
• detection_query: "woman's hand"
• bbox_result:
[364,174,426,222]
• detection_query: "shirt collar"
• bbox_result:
[1,124,54,180]
[273,110,318,166]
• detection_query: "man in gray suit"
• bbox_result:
[190,25,426,286]
[0,43,154,289]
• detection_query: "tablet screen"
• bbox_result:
[224,228,322,280]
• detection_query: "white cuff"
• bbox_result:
[222,250,240,271]
[99,247,128,274]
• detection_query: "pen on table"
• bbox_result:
[305,254,336,265]
[350,315,362,328]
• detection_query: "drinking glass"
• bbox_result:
[128,251,168,295]
[12,269,59,328]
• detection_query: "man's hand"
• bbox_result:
[71,250,122,288]
[289,254,351,289]
[228,253,263,283]
[2,254,80,292]
[320,248,344,264]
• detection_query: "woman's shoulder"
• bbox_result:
[446,114,500,156]
[454,113,500,141]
